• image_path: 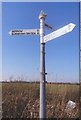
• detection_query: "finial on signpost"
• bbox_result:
[39,10,47,19]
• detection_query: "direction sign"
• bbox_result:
[44,23,76,43]
[9,29,40,35]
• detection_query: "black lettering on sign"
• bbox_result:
[12,30,23,32]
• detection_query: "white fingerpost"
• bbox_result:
[9,10,76,119]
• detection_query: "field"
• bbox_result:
[2,82,79,119]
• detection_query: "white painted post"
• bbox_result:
[39,11,47,119]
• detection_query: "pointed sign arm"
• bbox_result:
[44,23,76,43]
[9,29,40,35]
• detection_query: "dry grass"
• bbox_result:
[2,82,79,119]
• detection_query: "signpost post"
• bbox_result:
[9,11,76,119]
[39,11,47,119]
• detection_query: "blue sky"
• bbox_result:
[2,2,79,83]
[2,0,80,2]
[0,2,2,81]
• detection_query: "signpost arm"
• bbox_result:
[39,11,47,119]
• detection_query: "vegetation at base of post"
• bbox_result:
[2,81,79,119]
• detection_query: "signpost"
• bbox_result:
[9,11,76,119]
